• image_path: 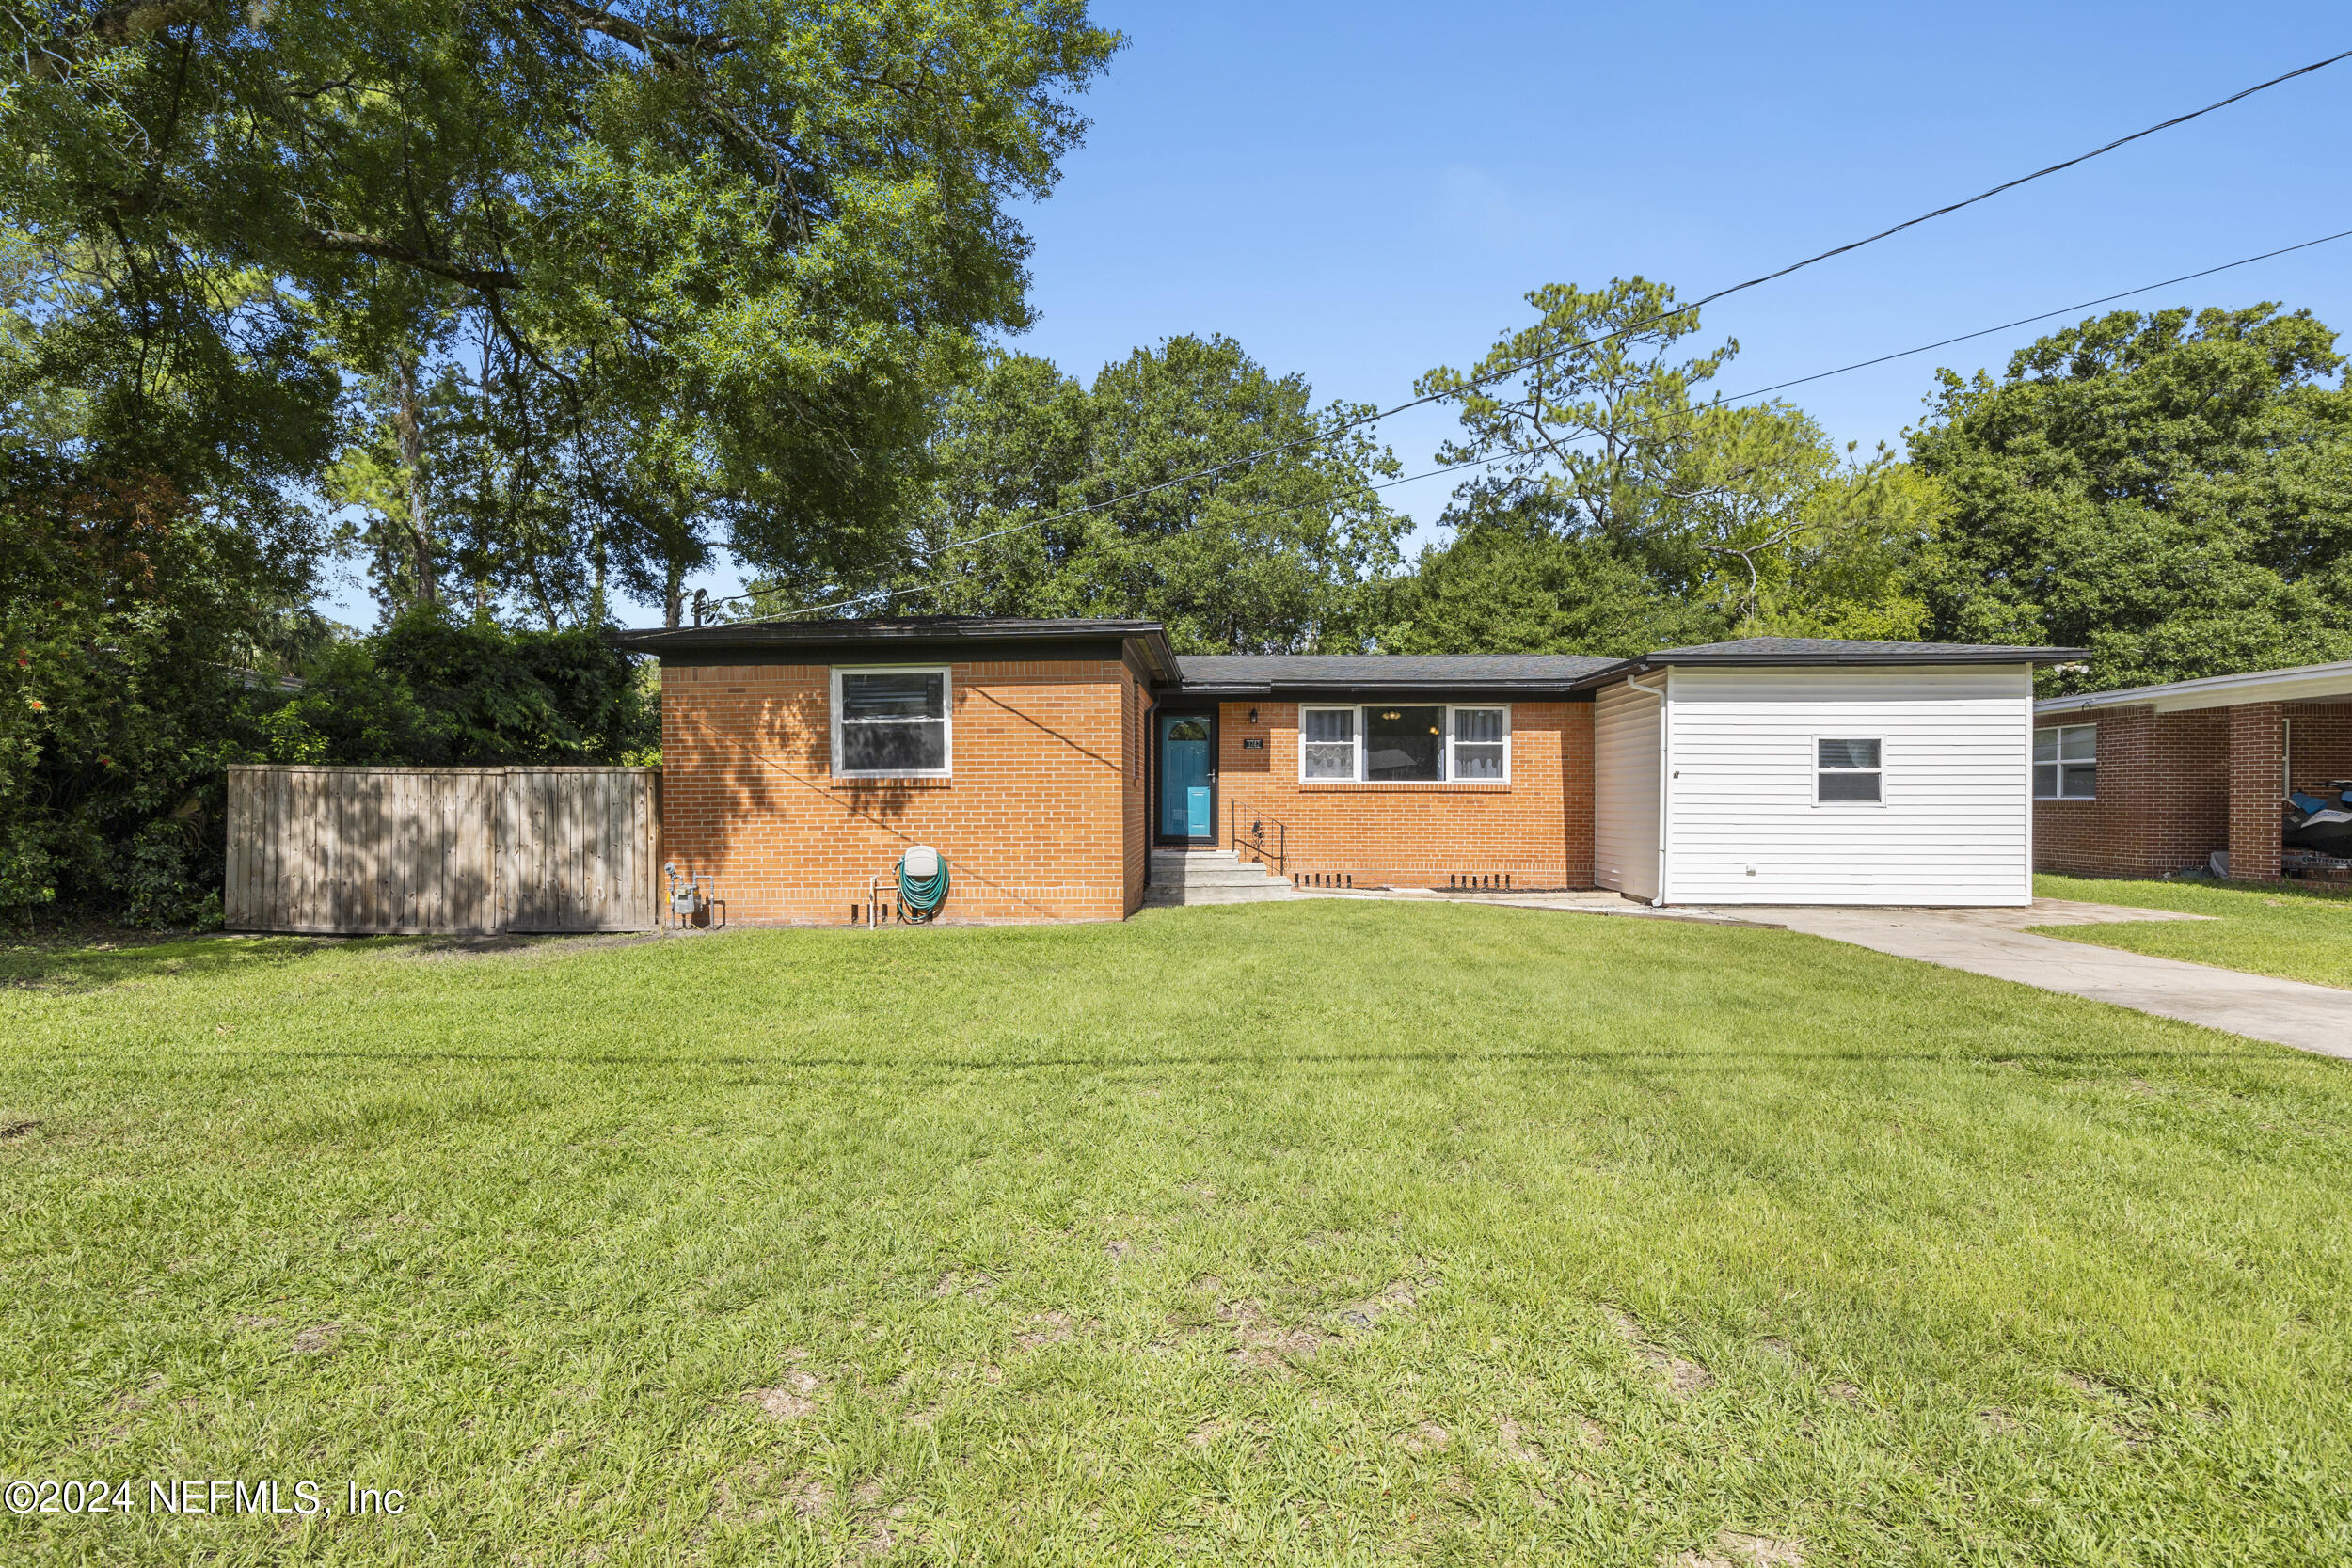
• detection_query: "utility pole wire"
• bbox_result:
[731,221,2352,624]
[715,50,2352,624]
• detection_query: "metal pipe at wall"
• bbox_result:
[1626,670,1670,907]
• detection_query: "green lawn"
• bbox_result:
[3,903,2349,1566]
[2034,872,2352,990]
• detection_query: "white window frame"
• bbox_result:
[1447,705,1511,784]
[1299,704,1361,782]
[1296,704,1512,784]
[831,664,953,779]
[1813,735,1884,807]
[2034,722,2096,800]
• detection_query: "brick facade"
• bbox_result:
[2227,702,2285,881]
[658,658,1144,924]
[2034,698,2352,880]
[2033,706,2228,877]
[2286,701,2352,796]
[1208,700,1597,889]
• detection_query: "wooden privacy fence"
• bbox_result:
[226,765,660,934]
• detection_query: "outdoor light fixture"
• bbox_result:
[1380,709,1401,721]
[1248,706,1258,724]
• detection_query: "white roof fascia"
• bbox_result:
[2034,657,2352,718]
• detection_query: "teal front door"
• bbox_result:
[1159,714,1215,839]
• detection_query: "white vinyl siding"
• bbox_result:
[1661,665,2033,906]
[1594,678,1661,901]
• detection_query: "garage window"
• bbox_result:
[1816,737,1882,803]
[2034,724,2096,799]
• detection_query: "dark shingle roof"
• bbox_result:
[1636,637,2085,666]
[1173,653,1620,693]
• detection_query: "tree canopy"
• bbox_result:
[816,336,1407,652]
[1910,304,2352,689]
[1392,278,1945,655]
[3,0,1121,619]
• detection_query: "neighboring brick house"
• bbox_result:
[613,618,2080,921]
[2035,659,2352,881]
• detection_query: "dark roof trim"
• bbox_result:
[1165,679,1597,702]
[1567,644,2087,689]
[607,616,1179,683]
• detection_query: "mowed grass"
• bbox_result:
[2034,872,2352,990]
[3,903,2350,1567]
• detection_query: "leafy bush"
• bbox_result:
[0,466,295,929]
[269,606,655,768]
[1,469,656,930]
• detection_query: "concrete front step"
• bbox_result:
[1146,850,1301,904]
[1152,864,1290,888]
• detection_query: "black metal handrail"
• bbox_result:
[1230,800,1288,875]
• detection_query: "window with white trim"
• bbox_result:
[1296,705,1512,783]
[2034,723,2095,799]
[1451,706,1508,780]
[832,666,950,777]
[1301,705,1358,780]
[1816,737,1882,802]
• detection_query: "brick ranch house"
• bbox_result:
[612,617,2083,922]
[2033,657,2352,881]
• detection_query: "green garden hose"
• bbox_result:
[897,849,949,923]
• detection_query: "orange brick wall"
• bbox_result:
[1211,701,1596,888]
[659,659,1140,923]
[1120,667,1150,913]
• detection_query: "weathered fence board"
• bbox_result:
[225,766,658,934]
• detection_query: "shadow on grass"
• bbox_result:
[0,933,326,992]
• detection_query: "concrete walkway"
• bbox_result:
[1746,901,2352,1061]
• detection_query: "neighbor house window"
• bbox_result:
[1816,738,1882,802]
[1298,705,1511,783]
[2034,723,2096,799]
[833,667,950,777]
[1301,706,1358,780]
[1451,707,1508,780]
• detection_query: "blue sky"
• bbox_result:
[341,4,2352,628]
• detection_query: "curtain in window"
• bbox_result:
[1303,707,1357,779]
[1453,708,1504,780]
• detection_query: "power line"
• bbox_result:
[738,222,2352,620]
[1378,224,2352,503]
[721,50,2352,623]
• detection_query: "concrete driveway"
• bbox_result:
[1747,900,2352,1061]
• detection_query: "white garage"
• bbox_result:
[1588,639,2081,907]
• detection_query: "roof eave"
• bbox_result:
[1646,648,2086,668]
[604,617,1179,677]
[1162,678,1601,698]
[2035,657,2352,716]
